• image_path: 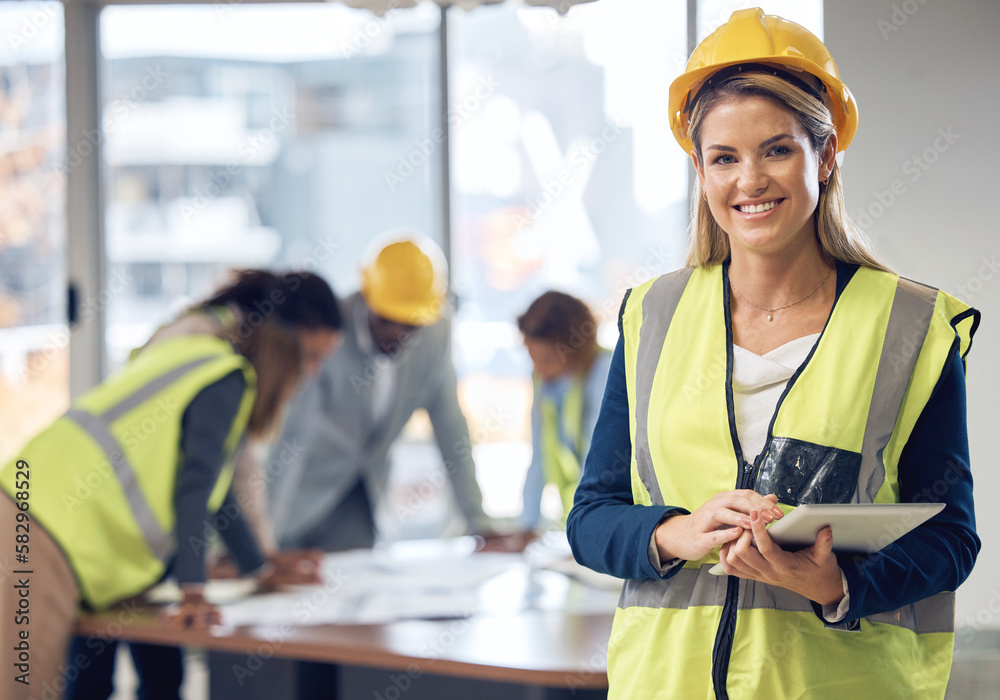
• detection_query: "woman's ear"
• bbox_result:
[820,133,838,182]
[690,149,706,192]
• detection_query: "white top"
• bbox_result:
[732,333,819,463]
[733,333,849,622]
[353,297,399,426]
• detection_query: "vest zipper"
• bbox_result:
[711,456,762,699]
[712,262,844,698]
[712,264,741,700]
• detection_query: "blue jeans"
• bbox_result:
[65,637,183,700]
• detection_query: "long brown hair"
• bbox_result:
[517,291,600,375]
[685,71,891,272]
[225,318,302,437]
[199,270,341,437]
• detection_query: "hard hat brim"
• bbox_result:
[669,55,858,155]
[363,292,444,327]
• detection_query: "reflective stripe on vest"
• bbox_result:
[611,264,976,699]
[856,278,937,501]
[539,374,585,518]
[619,567,955,634]
[631,270,938,508]
[62,356,216,563]
[631,267,692,506]
[1,335,255,609]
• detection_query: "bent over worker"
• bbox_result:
[270,234,491,552]
[0,270,342,699]
[517,290,611,531]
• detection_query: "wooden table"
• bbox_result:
[75,548,616,699]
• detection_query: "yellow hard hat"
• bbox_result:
[668,7,858,154]
[360,237,447,326]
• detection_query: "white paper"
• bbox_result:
[218,540,519,627]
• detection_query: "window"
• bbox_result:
[100,3,443,367]
[698,0,822,41]
[450,0,689,522]
[0,2,67,463]
[92,0,823,536]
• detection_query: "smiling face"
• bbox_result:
[692,94,836,261]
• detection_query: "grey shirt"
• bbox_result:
[269,293,489,547]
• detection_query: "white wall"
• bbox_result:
[825,0,1000,632]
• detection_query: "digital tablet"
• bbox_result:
[708,502,945,575]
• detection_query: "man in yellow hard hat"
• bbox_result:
[268,233,492,551]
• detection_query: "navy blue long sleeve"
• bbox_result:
[172,370,266,585]
[837,347,980,621]
[567,338,683,580]
[567,333,980,618]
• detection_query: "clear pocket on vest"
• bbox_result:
[756,436,861,505]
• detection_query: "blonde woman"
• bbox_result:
[568,9,979,699]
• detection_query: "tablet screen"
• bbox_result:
[708,502,944,575]
[764,503,945,551]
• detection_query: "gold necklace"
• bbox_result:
[730,267,833,322]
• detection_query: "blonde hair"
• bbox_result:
[685,71,891,272]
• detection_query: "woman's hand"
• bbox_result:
[654,490,784,563]
[719,509,844,606]
[256,549,324,592]
[206,554,240,580]
[270,549,323,584]
[159,588,222,630]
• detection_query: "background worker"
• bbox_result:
[53,270,341,700]
[269,234,492,553]
[517,291,611,531]
[0,270,343,698]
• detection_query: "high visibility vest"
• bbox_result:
[0,335,256,610]
[610,264,977,700]
[538,374,585,521]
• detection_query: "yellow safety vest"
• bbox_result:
[611,264,977,699]
[538,374,585,522]
[0,335,256,610]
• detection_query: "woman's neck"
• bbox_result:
[728,245,833,310]
[727,244,837,356]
